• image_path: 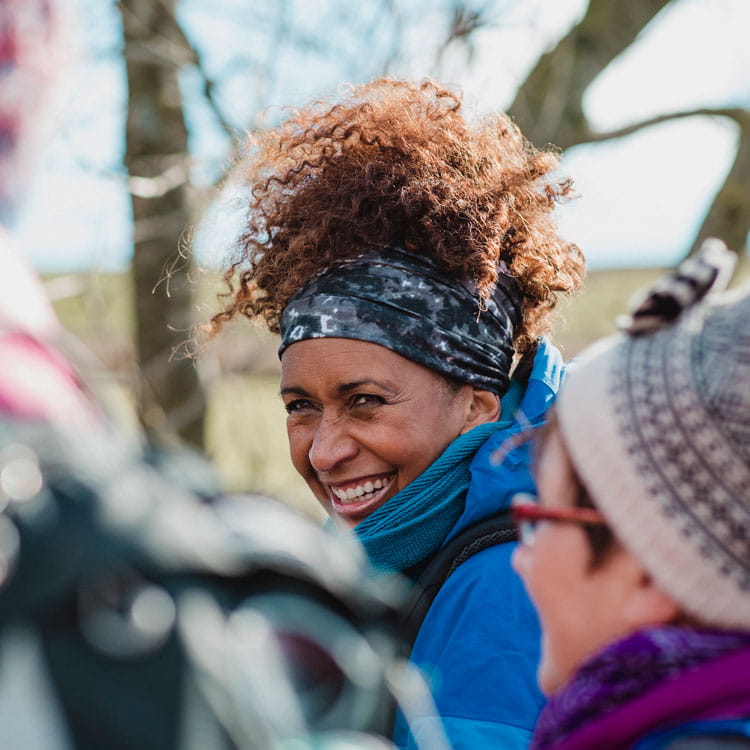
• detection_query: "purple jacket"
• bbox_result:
[564,648,750,749]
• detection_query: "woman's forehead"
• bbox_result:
[282,336,401,363]
[280,337,441,387]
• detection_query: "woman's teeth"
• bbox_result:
[332,476,391,503]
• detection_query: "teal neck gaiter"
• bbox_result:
[353,381,522,575]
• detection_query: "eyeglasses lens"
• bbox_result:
[518,519,537,546]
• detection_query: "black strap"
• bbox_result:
[662,735,750,749]
[398,511,517,655]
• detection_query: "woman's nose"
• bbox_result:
[308,414,358,472]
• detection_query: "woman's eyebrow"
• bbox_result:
[336,379,391,394]
[280,380,396,397]
[279,385,311,397]
[336,378,406,396]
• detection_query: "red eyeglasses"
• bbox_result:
[511,493,607,546]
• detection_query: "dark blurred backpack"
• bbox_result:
[0,423,406,749]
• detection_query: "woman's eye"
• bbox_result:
[284,399,314,414]
[351,393,385,408]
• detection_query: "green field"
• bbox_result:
[47,259,749,521]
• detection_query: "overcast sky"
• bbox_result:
[13,0,750,273]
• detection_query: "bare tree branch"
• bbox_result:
[435,3,493,65]
[580,107,749,145]
[128,162,190,198]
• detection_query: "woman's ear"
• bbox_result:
[621,563,682,628]
[461,388,501,432]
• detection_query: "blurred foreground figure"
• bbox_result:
[0,1,414,747]
[512,240,750,749]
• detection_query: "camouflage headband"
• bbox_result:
[278,246,523,395]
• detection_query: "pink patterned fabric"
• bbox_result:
[0,331,99,428]
[0,0,58,220]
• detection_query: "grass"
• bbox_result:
[204,372,321,519]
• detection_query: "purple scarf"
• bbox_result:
[532,626,750,750]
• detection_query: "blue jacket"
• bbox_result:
[393,339,565,750]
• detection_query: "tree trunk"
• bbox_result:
[690,112,750,255]
[509,0,671,150]
[121,0,205,447]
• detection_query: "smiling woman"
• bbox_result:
[281,338,498,526]
[210,77,585,749]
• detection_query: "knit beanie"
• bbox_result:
[557,239,750,629]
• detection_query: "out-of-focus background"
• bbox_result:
[18,0,750,520]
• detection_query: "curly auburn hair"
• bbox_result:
[211,78,585,353]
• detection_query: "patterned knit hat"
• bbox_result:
[556,239,750,629]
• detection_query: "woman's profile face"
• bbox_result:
[280,337,487,527]
[512,428,635,695]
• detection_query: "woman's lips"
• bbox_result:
[328,474,395,521]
